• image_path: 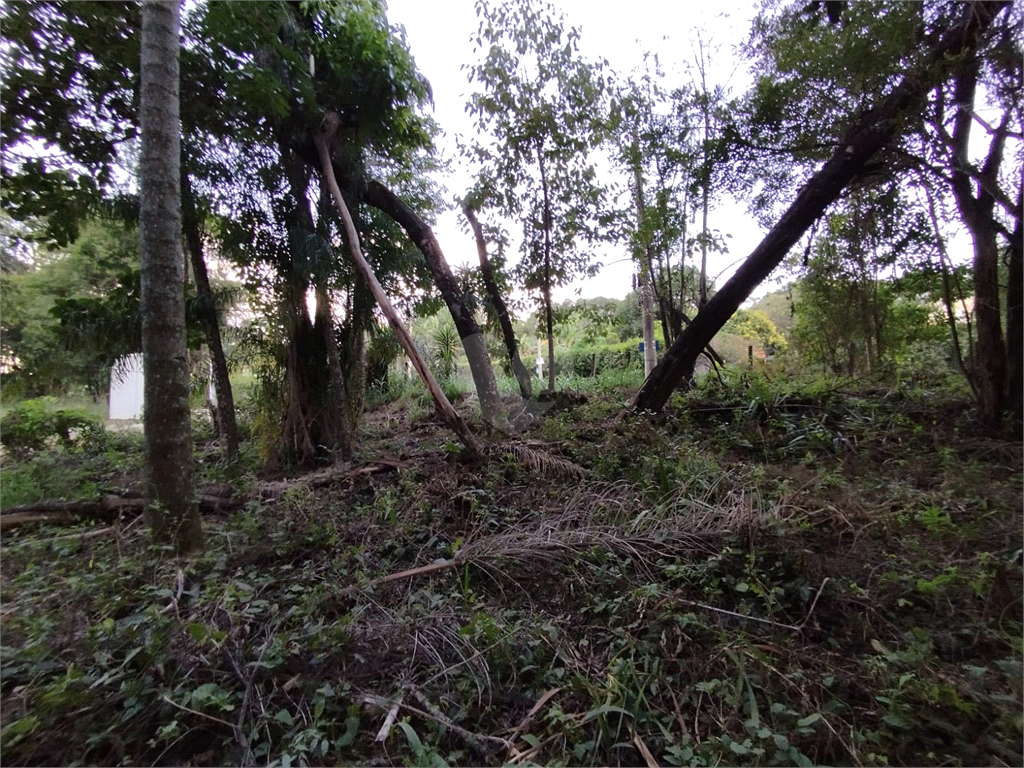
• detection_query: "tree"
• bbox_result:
[315,115,483,455]
[463,203,534,399]
[139,0,202,554]
[181,167,239,458]
[362,181,506,427]
[186,0,471,464]
[0,220,137,398]
[466,0,610,392]
[935,46,1020,429]
[632,0,1011,414]
[2,1,241,458]
[738,0,1021,430]
[723,308,788,358]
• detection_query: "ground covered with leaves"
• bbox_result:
[1,374,1021,767]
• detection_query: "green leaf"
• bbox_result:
[581,704,633,723]
[186,622,207,642]
[728,739,750,754]
[883,713,910,729]
[397,720,424,753]
[275,708,294,726]
[796,713,821,728]
[521,733,541,747]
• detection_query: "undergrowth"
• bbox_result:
[0,373,1020,767]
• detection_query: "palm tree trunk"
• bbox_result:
[139,0,202,555]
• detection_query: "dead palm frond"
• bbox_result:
[489,441,588,479]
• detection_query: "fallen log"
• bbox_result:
[0,460,413,531]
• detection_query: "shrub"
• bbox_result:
[556,338,646,378]
[0,398,105,460]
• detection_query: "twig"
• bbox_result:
[229,630,276,767]
[676,598,802,632]
[39,525,117,543]
[419,630,511,689]
[633,729,660,768]
[677,578,831,633]
[505,687,561,746]
[367,693,403,743]
[162,695,236,729]
[362,692,510,754]
[796,578,830,630]
[408,686,502,760]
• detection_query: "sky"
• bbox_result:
[383,0,773,303]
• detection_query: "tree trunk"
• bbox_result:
[314,119,482,457]
[922,179,978,398]
[1005,186,1022,432]
[947,54,1013,431]
[181,169,239,460]
[362,180,505,427]
[462,204,533,399]
[316,284,354,461]
[630,146,658,376]
[631,0,1009,414]
[697,45,712,310]
[138,0,202,555]
[536,144,556,393]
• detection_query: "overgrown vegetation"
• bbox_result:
[0,0,1020,764]
[2,370,1020,767]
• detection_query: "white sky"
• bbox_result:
[384,0,773,303]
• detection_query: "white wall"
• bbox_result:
[109,353,144,420]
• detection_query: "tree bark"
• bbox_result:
[921,178,978,399]
[462,204,533,399]
[948,55,1009,430]
[315,284,354,461]
[181,168,239,460]
[314,117,482,456]
[631,0,1010,414]
[1005,185,1022,431]
[630,146,658,376]
[139,0,202,555]
[362,180,506,426]
[537,143,556,392]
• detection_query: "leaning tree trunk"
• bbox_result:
[314,117,483,457]
[138,0,202,555]
[463,204,533,399]
[362,180,506,427]
[181,169,239,460]
[631,0,1010,414]
[948,54,1009,431]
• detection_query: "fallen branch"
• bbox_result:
[0,460,411,531]
[362,691,510,758]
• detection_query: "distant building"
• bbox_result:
[109,354,144,420]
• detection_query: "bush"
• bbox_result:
[555,338,646,378]
[0,398,106,460]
